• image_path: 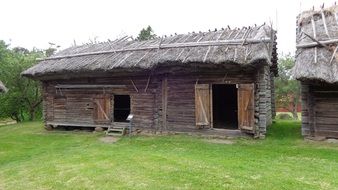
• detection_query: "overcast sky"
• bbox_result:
[0,0,335,55]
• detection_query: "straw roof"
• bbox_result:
[0,81,7,93]
[23,24,277,79]
[294,5,338,83]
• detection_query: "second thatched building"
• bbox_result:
[295,5,338,138]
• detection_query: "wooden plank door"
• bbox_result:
[94,95,111,124]
[238,84,254,131]
[195,84,211,128]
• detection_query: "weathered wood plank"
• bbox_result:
[41,66,275,137]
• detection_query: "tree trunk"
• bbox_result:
[11,112,21,123]
[291,98,299,120]
[20,109,25,122]
[29,109,36,121]
[292,110,298,120]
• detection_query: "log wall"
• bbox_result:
[164,71,257,133]
[270,70,276,119]
[42,76,158,130]
[41,65,275,137]
[266,68,273,126]
[255,65,273,136]
[301,81,338,138]
[301,83,311,136]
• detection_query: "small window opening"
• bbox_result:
[114,95,131,122]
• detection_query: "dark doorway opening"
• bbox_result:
[114,95,131,122]
[212,84,238,129]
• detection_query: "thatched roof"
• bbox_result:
[0,81,7,93]
[294,5,338,83]
[23,24,277,79]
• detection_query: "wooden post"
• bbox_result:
[130,79,139,93]
[162,76,168,130]
[144,74,151,93]
[329,46,338,64]
[210,84,213,128]
[311,16,318,63]
[321,8,330,38]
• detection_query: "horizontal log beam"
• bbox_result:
[47,122,111,128]
[55,84,127,89]
[297,38,338,48]
[47,122,129,128]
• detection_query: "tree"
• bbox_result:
[45,42,60,57]
[275,54,301,119]
[0,40,45,122]
[137,26,156,41]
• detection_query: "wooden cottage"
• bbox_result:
[295,5,338,138]
[23,25,277,138]
[0,81,7,93]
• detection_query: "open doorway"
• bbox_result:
[212,84,238,129]
[114,95,131,122]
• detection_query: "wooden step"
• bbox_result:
[106,130,124,135]
[106,131,123,136]
[108,127,125,130]
[106,126,127,136]
[107,129,124,133]
[107,126,125,130]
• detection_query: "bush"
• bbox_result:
[276,113,293,120]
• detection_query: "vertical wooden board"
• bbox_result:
[162,77,168,130]
[94,98,101,121]
[209,86,213,128]
[94,95,111,123]
[238,84,254,131]
[105,96,111,120]
[111,95,114,122]
[314,95,338,136]
[94,98,101,120]
[308,86,315,136]
[195,84,210,127]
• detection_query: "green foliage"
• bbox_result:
[275,54,300,119]
[137,26,156,41]
[0,121,338,189]
[45,47,57,57]
[0,40,45,122]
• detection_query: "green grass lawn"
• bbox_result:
[0,121,338,190]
